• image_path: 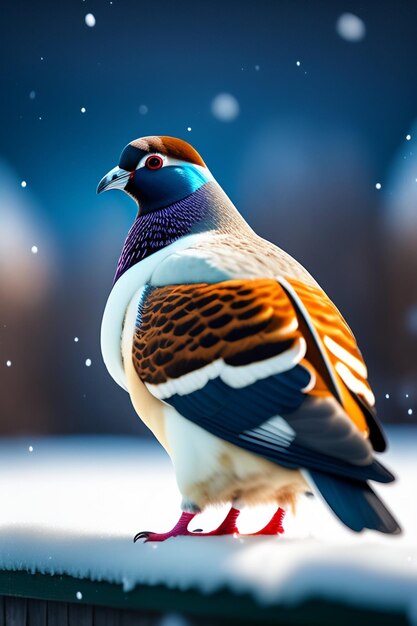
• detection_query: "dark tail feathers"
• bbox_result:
[308,469,402,535]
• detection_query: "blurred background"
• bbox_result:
[0,0,416,436]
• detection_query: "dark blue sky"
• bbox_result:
[2,0,417,239]
[1,0,417,434]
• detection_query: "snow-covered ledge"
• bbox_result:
[0,429,416,623]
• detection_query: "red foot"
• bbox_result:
[134,511,195,543]
[134,507,240,543]
[191,506,240,536]
[134,507,285,542]
[249,507,285,535]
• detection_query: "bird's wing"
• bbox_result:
[280,277,387,452]
[132,277,392,483]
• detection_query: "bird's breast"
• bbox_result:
[100,233,209,390]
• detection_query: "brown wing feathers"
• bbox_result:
[133,279,300,385]
[133,277,375,439]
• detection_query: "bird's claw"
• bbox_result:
[133,531,152,542]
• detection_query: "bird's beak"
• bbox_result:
[97,166,131,194]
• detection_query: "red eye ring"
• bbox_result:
[145,155,163,170]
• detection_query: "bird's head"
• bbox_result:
[97,135,213,214]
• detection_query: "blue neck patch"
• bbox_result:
[125,163,211,215]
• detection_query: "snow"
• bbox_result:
[5,360,12,367]
[139,105,148,115]
[29,91,36,100]
[85,358,92,367]
[74,336,79,342]
[406,135,411,141]
[0,428,415,619]
[76,591,83,600]
[20,180,27,188]
[211,93,240,122]
[336,13,366,42]
[386,393,390,399]
[296,61,301,67]
[85,13,96,27]
[31,245,38,254]
[80,107,86,113]
[376,182,382,189]
[187,127,192,132]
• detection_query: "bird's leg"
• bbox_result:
[248,507,286,536]
[134,511,196,543]
[191,506,240,536]
[134,506,241,542]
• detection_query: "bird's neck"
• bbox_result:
[113,181,249,285]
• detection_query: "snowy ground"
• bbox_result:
[0,428,416,622]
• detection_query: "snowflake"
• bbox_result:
[85,13,96,27]
[211,93,240,122]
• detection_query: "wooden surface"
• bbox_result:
[0,570,410,625]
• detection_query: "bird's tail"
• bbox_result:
[307,469,402,534]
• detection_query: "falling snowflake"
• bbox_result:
[85,13,96,27]
[6,360,12,367]
[31,245,38,254]
[408,409,413,416]
[29,91,36,100]
[81,107,86,113]
[28,446,33,453]
[76,591,83,600]
[376,183,382,190]
[296,61,301,67]
[255,65,260,71]
[211,93,240,122]
[21,180,27,188]
[74,337,79,343]
[187,127,192,132]
[406,134,411,141]
[139,105,148,115]
[85,358,92,367]
[385,394,390,399]
[336,13,366,42]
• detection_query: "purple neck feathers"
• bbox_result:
[113,182,219,284]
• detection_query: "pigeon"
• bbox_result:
[97,135,401,541]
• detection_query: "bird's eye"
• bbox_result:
[145,155,163,170]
